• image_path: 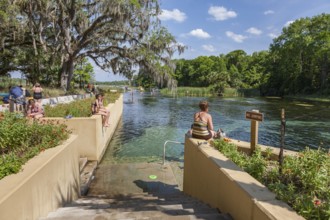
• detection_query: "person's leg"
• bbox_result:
[99,109,110,125]
[105,111,110,125]
[98,112,108,127]
[34,114,43,119]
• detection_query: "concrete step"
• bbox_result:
[80,161,98,195]
[69,195,212,212]
[47,204,219,215]
[70,198,210,211]
[79,157,88,173]
[42,194,233,220]
[43,210,231,220]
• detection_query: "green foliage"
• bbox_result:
[0,0,183,90]
[44,99,93,117]
[172,51,266,94]
[44,93,120,117]
[133,73,156,89]
[171,14,329,97]
[96,81,129,86]
[0,112,70,180]
[160,87,258,97]
[73,58,95,88]
[160,87,214,97]
[213,140,330,220]
[265,14,330,96]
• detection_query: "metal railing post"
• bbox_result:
[163,140,184,165]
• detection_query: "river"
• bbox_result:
[102,91,330,163]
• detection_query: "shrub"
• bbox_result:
[0,112,70,180]
[44,98,94,117]
[44,92,120,117]
[213,140,330,220]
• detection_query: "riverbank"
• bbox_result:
[285,94,330,103]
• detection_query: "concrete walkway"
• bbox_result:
[42,162,233,219]
[87,162,183,197]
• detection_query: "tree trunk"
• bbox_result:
[60,56,74,91]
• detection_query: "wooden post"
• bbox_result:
[250,110,259,153]
[279,108,285,174]
[245,110,263,154]
[9,95,14,112]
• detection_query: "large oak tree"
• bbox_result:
[1,0,184,89]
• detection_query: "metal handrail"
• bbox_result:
[163,140,184,165]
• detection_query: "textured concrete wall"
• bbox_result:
[44,94,123,161]
[0,135,80,220]
[183,137,305,220]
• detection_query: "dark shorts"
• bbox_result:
[33,92,42,100]
[192,132,213,140]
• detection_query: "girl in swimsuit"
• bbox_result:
[92,94,110,127]
[27,99,44,119]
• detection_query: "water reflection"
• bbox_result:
[103,92,330,163]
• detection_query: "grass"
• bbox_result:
[160,87,261,97]
[161,87,214,97]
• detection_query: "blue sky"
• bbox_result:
[158,0,330,58]
[11,1,330,82]
[96,0,330,81]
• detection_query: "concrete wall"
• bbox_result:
[44,94,123,161]
[183,137,305,220]
[0,135,80,220]
[228,139,299,159]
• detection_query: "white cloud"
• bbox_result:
[284,20,294,27]
[208,6,237,21]
[268,33,278,39]
[226,31,247,43]
[246,27,262,35]
[202,44,215,52]
[159,9,187,22]
[264,10,274,15]
[189,29,211,39]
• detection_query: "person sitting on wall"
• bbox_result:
[26,99,44,119]
[92,94,110,127]
[190,100,221,140]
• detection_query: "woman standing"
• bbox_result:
[32,83,43,103]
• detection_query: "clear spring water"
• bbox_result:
[101,91,330,164]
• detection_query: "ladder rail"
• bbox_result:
[163,140,184,165]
